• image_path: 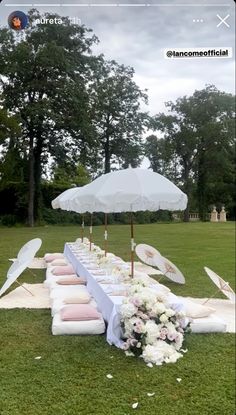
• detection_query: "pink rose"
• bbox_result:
[131,298,141,307]
[167,332,176,341]
[137,311,149,320]
[134,325,143,334]
[130,338,138,347]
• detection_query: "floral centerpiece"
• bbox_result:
[76,237,90,245]
[77,242,89,251]
[96,250,106,260]
[112,265,131,282]
[91,245,102,254]
[120,279,189,366]
[97,255,110,267]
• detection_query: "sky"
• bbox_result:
[0,0,235,168]
[0,0,235,116]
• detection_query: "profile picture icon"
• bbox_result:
[8,11,28,30]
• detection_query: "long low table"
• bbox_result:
[64,243,124,348]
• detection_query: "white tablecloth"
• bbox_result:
[64,243,188,346]
[64,243,124,348]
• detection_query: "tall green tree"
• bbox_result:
[0,107,23,184]
[144,134,179,182]
[0,9,97,225]
[88,59,148,173]
[150,86,235,221]
[52,163,90,187]
[0,108,20,144]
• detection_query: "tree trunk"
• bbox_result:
[182,162,190,222]
[34,135,43,223]
[183,205,190,222]
[197,151,208,221]
[104,135,110,173]
[28,135,35,227]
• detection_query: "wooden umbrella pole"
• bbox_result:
[130,211,135,278]
[104,213,108,256]
[28,268,38,278]
[158,271,171,283]
[16,280,34,296]
[202,287,222,305]
[81,214,85,242]
[89,213,93,251]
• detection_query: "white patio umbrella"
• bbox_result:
[69,185,110,253]
[68,167,187,277]
[52,187,79,210]
[51,187,87,241]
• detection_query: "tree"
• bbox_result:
[144,134,179,182]
[0,9,98,225]
[88,59,149,173]
[0,108,20,144]
[150,86,235,221]
[0,107,23,184]
[52,163,90,187]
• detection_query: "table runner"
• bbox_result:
[64,243,124,347]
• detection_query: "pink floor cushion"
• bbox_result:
[50,259,68,266]
[52,265,75,276]
[44,253,65,262]
[57,277,86,285]
[61,304,102,321]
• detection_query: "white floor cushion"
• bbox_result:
[50,286,88,302]
[190,316,227,333]
[51,298,97,317]
[52,312,106,335]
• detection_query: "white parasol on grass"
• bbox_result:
[0,257,34,298]
[69,167,187,277]
[203,266,235,303]
[135,244,162,267]
[17,238,42,263]
[9,238,42,278]
[154,255,186,284]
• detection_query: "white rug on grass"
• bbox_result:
[9,258,46,269]
[0,284,234,333]
[180,297,235,333]
[0,284,50,309]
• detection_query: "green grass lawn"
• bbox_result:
[0,223,235,415]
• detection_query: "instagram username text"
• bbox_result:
[35,17,81,25]
[164,47,232,59]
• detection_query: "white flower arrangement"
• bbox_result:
[111,265,131,282]
[120,284,189,366]
[78,237,89,245]
[106,253,116,259]
[91,244,102,254]
[97,256,110,266]
[96,250,106,260]
[79,243,89,251]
